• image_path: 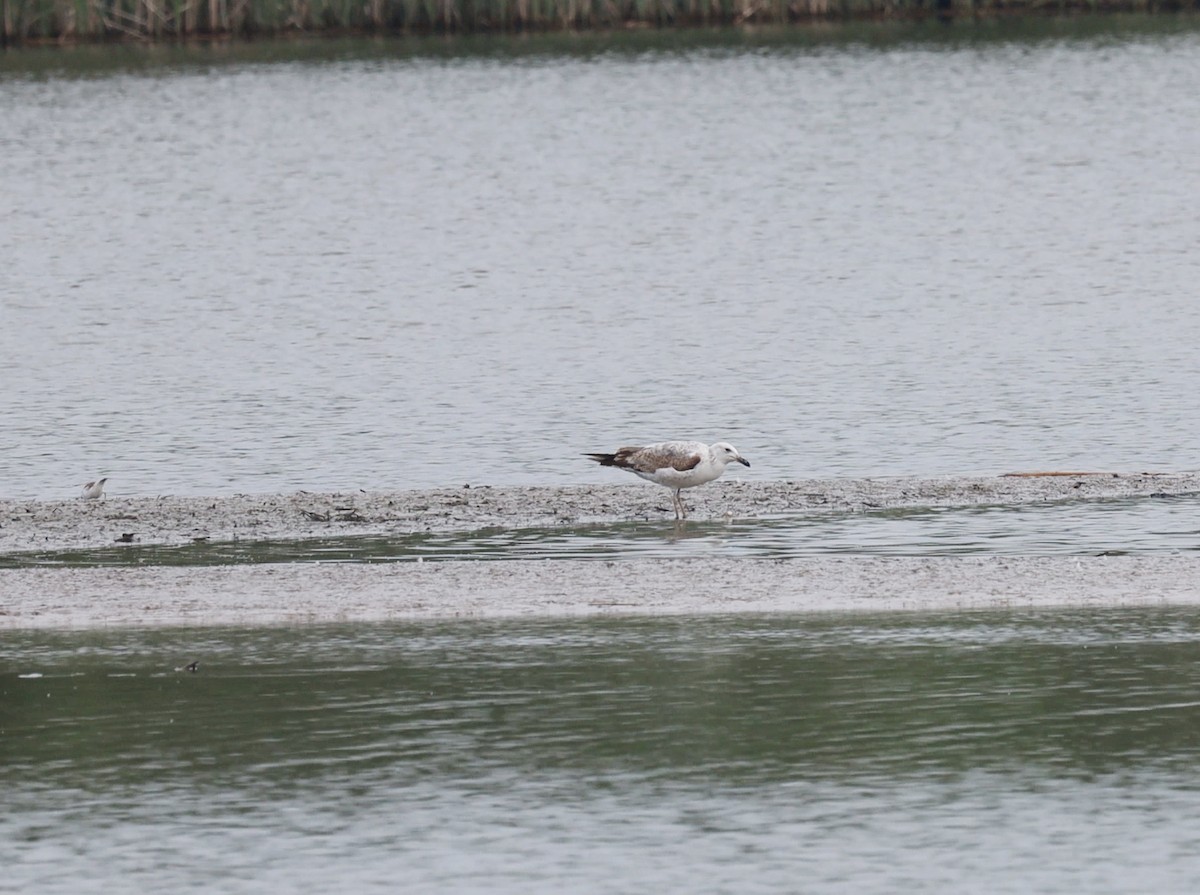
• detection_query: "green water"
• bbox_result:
[6,610,1200,892]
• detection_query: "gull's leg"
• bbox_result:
[675,489,687,520]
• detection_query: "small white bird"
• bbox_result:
[585,440,750,520]
[80,477,107,500]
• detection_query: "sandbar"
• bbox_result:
[3,474,1198,629]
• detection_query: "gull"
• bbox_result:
[80,477,107,500]
[585,441,750,520]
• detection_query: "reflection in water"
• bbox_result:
[6,611,1200,892]
[5,494,1199,567]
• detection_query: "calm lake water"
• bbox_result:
[7,22,1200,892]
[7,610,1200,893]
[5,18,1200,500]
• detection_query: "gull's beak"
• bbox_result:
[737,456,751,467]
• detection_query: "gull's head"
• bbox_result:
[713,442,750,468]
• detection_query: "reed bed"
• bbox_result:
[0,0,1191,44]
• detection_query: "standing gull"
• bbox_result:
[80,477,107,500]
[585,441,750,520]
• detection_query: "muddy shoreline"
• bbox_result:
[2,473,1196,555]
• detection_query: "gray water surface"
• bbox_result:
[6,22,1200,499]
[7,610,1200,893]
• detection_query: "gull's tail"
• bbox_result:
[584,452,620,468]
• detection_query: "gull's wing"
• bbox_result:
[613,442,703,474]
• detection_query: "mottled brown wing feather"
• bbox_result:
[617,446,701,474]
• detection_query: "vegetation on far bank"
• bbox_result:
[3,0,1197,45]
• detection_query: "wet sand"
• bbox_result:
[3,474,1199,629]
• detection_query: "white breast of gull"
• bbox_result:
[584,440,750,520]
